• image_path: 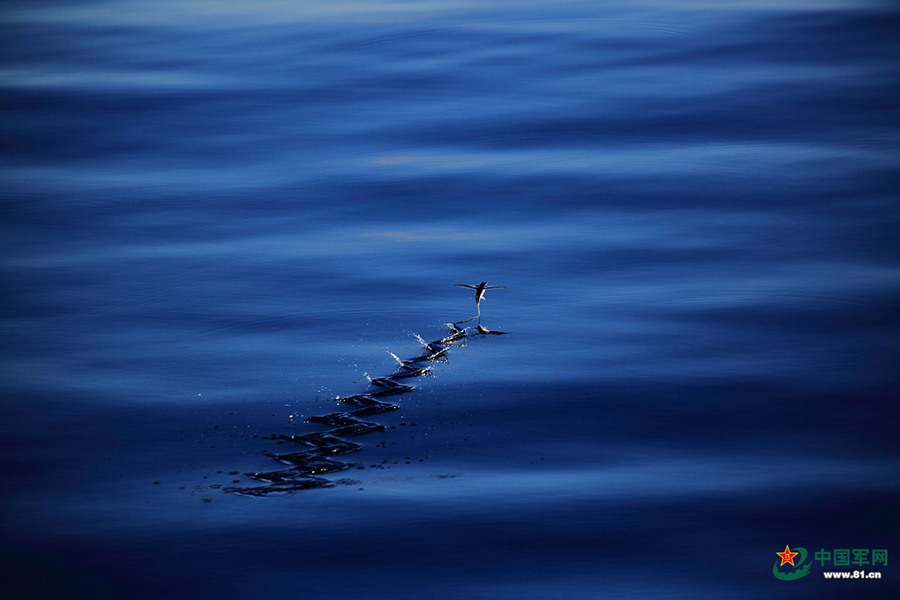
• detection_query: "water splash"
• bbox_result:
[225,321,506,496]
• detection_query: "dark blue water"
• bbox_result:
[2,1,899,598]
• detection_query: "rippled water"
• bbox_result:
[2,1,899,598]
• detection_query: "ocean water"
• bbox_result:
[2,0,899,598]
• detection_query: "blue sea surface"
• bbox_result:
[2,1,899,598]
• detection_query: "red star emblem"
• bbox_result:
[776,544,799,566]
